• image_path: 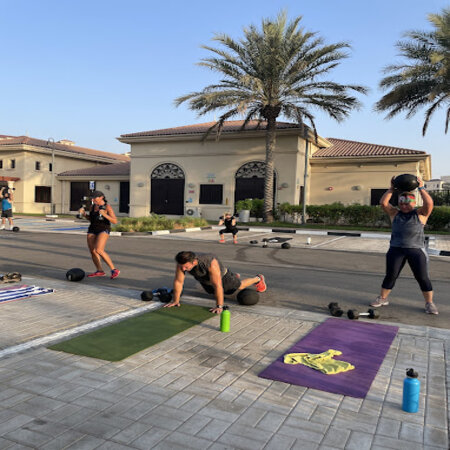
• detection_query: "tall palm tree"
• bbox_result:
[376,8,450,135]
[175,11,366,222]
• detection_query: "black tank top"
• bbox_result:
[88,205,111,232]
[187,253,227,284]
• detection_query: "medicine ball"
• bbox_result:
[66,268,85,282]
[237,289,260,305]
[281,242,291,249]
[393,174,419,192]
[141,290,154,301]
[12,226,20,232]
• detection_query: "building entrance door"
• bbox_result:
[151,164,185,215]
[234,161,276,207]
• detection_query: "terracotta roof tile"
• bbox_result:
[58,162,130,177]
[120,120,305,137]
[0,135,129,162]
[313,138,427,158]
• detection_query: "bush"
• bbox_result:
[250,198,264,218]
[113,214,208,232]
[235,199,253,212]
[426,206,450,231]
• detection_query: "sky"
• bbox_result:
[1,0,449,177]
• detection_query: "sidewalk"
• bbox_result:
[0,277,448,449]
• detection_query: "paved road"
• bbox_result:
[1,229,449,329]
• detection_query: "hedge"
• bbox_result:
[277,203,450,231]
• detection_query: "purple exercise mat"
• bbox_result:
[259,318,398,398]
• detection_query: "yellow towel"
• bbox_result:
[284,349,355,375]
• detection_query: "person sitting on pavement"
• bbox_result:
[0,188,15,231]
[78,190,120,280]
[218,212,238,244]
[372,176,438,314]
[164,251,266,313]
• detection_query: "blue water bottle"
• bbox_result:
[402,368,420,413]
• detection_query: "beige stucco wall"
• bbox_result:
[129,134,308,220]
[0,149,110,214]
[59,179,126,215]
[310,159,423,205]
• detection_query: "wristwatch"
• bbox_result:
[216,305,223,309]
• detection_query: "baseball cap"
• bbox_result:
[90,190,104,198]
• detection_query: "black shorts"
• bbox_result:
[220,227,238,236]
[1,209,12,218]
[200,270,241,295]
[87,227,110,235]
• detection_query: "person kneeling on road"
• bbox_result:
[164,251,267,314]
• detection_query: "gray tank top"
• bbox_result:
[390,210,425,249]
[188,253,227,284]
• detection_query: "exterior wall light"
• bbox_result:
[281,182,289,188]
[327,187,334,191]
[104,184,110,190]
[137,182,144,187]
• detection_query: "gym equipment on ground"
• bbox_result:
[328,302,344,317]
[281,242,291,249]
[250,240,258,244]
[0,272,22,284]
[140,287,175,303]
[393,174,419,192]
[347,308,380,320]
[12,226,20,232]
[236,289,259,305]
[66,268,85,282]
[261,236,292,249]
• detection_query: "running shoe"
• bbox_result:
[425,302,439,315]
[87,271,106,278]
[370,296,389,307]
[233,238,238,244]
[219,239,225,243]
[111,269,120,279]
[255,274,267,293]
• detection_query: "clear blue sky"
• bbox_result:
[1,0,449,177]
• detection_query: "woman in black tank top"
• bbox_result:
[371,176,438,315]
[78,191,120,279]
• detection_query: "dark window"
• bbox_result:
[371,189,398,206]
[200,184,223,204]
[49,163,53,172]
[0,160,2,169]
[10,159,15,169]
[35,161,41,170]
[35,186,51,203]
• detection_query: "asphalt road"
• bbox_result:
[1,231,449,329]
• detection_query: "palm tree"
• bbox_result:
[175,11,366,222]
[376,8,450,135]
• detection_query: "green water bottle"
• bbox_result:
[220,306,230,332]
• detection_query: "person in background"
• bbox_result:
[0,188,14,230]
[78,190,120,279]
[218,212,238,244]
[371,176,438,314]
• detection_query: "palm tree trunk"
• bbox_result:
[263,117,276,222]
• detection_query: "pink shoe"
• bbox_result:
[87,271,106,278]
[219,239,225,243]
[110,269,120,279]
[255,274,267,293]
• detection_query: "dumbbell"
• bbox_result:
[328,302,343,317]
[250,240,258,244]
[140,287,173,303]
[347,308,380,320]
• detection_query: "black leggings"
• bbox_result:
[220,227,238,236]
[382,247,432,292]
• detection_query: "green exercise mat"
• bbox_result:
[48,304,212,361]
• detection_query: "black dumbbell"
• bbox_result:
[250,240,258,244]
[281,242,291,249]
[347,308,380,320]
[328,302,343,317]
